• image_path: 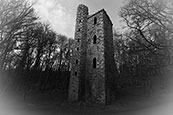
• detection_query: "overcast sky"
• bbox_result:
[31,0,126,38]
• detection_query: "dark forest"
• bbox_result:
[0,0,173,114]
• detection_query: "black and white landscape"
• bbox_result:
[0,0,173,115]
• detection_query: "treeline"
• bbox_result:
[0,0,74,93]
[114,0,173,91]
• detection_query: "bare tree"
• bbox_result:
[115,0,173,88]
[120,0,173,52]
[0,0,37,70]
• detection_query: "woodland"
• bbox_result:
[0,0,172,109]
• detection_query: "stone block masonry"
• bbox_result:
[68,4,116,105]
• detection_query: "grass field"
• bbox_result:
[0,86,172,115]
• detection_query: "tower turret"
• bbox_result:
[69,4,88,101]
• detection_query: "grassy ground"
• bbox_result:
[0,86,172,115]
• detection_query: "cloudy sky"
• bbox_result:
[31,0,126,38]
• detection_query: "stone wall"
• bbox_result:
[86,11,106,104]
[103,11,116,104]
[68,4,88,101]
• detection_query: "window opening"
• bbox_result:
[94,17,97,25]
[77,28,80,32]
[93,35,97,44]
[76,60,78,64]
[75,71,77,76]
[93,58,96,68]
[77,47,79,51]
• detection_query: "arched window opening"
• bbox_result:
[93,58,96,68]
[77,47,79,51]
[74,71,77,76]
[94,17,97,25]
[77,28,80,32]
[93,35,97,44]
[76,59,79,64]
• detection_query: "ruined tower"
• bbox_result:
[69,4,116,104]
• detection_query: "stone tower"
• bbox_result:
[69,4,116,105]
